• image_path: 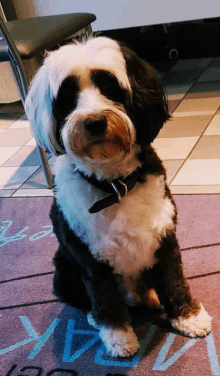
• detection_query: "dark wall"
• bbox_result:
[1,0,17,21]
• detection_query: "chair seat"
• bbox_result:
[0,13,96,61]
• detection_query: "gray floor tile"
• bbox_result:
[198,67,220,82]
[0,128,32,147]
[3,146,41,167]
[209,57,220,68]
[20,166,54,189]
[162,69,204,86]
[0,189,16,197]
[0,166,39,189]
[170,58,213,71]
[185,81,220,99]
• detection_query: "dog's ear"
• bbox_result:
[25,64,63,155]
[120,45,170,145]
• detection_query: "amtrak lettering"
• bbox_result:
[0,316,219,374]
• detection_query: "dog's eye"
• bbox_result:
[53,75,79,121]
[91,70,127,105]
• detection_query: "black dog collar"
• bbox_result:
[78,169,141,214]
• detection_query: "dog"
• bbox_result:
[25,36,212,358]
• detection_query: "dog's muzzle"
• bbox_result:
[64,107,135,160]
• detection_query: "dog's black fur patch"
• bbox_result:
[52,75,80,151]
[91,69,128,106]
[120,45,171,145]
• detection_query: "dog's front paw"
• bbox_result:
[99,325,140,357]
[171,303,212,337]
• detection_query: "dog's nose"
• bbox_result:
[84,117,107,136]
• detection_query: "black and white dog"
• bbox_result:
[25,36,211,357]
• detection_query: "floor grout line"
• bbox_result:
[168,108,220,187]
[166,58,220,188]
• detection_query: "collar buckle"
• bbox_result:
[111,179,129,203]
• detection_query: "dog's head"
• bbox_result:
[25,37,170,167]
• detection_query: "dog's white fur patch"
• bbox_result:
[46,36,131,97]
[87,312,140,357]
[54,154,175,278]
[171,303,212,337]
[99,325,140,357]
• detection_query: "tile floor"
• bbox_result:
[1,56,220,197]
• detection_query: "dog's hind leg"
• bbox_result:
[124,272,162,309]
[153,232,212,337]
[53,246,91,312]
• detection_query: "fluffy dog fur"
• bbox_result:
[25,36,211,357]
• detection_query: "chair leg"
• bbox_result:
[37,146,54,189]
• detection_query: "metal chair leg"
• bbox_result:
[37,146,54,189]
[9,59,54,189]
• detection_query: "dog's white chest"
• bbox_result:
[93,175,175,274]
[54,156,175,275]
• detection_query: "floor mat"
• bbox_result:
[0,196,220,376]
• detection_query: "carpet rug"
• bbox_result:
[0,195,220,376]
